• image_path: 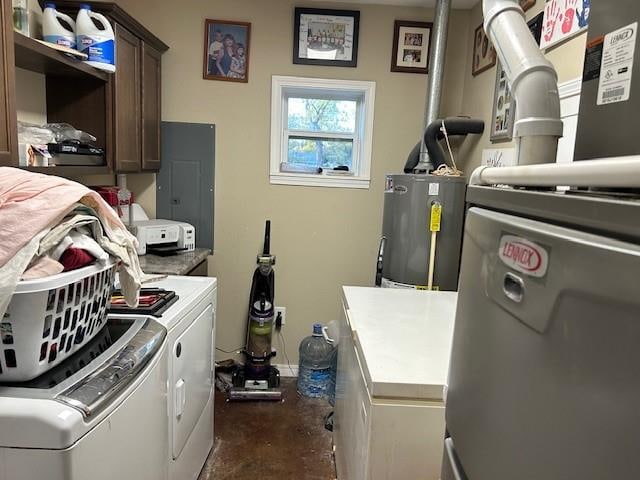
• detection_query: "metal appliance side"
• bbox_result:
[574,0,640,161]
[381,174,466,289]
[466,185,640,242]
[446,204,640,480]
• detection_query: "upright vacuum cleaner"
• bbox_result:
[230,220,282,401]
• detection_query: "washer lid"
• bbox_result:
[0,317,166,449]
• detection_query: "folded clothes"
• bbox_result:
[60,247,95,272]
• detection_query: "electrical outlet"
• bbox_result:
[275,306,286,326]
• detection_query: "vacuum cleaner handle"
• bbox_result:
[263,220,271,255]
[375,236,386,287]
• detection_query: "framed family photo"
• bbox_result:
[293,8,360,67]
[472,23,497,76]
[391,20,433,74]
[203,19,251,83]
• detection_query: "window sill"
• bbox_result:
[269,173,370,189]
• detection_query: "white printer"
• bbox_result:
[131,219,196,256]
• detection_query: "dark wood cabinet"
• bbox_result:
[0,0,168,175]
[113,23,141,173]
[141,42,161,171]
[0,0,17,165]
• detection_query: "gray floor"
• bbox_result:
[198,378,336,480]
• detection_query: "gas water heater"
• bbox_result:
[377,174,466,291]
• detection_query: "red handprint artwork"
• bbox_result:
[543,0,563,44]
[562,0,579,33]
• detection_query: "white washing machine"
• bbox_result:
[116,276,218,480]
[0,316,170,480]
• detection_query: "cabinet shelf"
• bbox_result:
[13,32,109,81]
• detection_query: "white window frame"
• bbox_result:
[270,75,376,189]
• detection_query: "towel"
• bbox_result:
[0,168,143,318]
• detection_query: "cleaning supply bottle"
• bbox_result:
[42,3,76,48]
[76,4,115,72]
[298,323,337,400]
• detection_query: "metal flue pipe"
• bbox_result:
[415,0,452,172]
[483,0,563,165]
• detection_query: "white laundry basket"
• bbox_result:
[1,259,117,382]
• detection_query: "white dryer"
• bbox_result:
[0,316,169,480]
[115,276,218,480]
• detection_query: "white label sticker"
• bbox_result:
[499,235,549,278]
[597,22,637,105]
[428,183,439,196]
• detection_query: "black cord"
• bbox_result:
[278,330,295,376]
[215,346,244,354]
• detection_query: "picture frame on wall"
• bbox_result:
[491,61,516,142]
[472,23,497,76]
[519,0,537,11]
[390,20,433,74]
[203,19,251,83]
[540,0,591,50]
[293,7,360,67]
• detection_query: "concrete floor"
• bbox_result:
[198,378,336,480]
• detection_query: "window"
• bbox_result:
[270,76,376,188]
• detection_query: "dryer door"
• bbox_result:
[171,303,214,460]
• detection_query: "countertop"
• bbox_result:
[138,248,210,275]
[342,286,458,402]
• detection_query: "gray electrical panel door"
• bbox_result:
[157,122,215,249]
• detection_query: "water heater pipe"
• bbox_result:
[415,0,452,172]
[483,0,563,165]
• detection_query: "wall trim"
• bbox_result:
[558,77,582,99]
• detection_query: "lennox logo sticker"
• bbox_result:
[499,235,549,278]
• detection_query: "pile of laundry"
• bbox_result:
[0,167,144,318]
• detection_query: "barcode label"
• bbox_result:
[602,87,626,100]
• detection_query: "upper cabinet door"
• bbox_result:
[113,23,141,173]
[141,42,161,171]
[0,0,17,166]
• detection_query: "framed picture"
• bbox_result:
[528,11,544,46]
[491,61,516,142]
[390,20,433,74]
[203,19,251,83]
[472,24,497,76]
[293,8,360,67]
[519,0,536,11]
[540,0,590,50]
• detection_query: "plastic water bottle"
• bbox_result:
[42,3,76,48]
[298,323,336,400]
[76,4,115,72]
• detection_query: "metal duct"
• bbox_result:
[414,0,452,173]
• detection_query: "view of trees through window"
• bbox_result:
[286,98,357,169]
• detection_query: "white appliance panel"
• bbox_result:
[171,303,214,460]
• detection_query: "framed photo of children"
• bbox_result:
[293,8,360,67]
[391,21,433,74]
[491,61,516,142]
[203,19,251,83]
